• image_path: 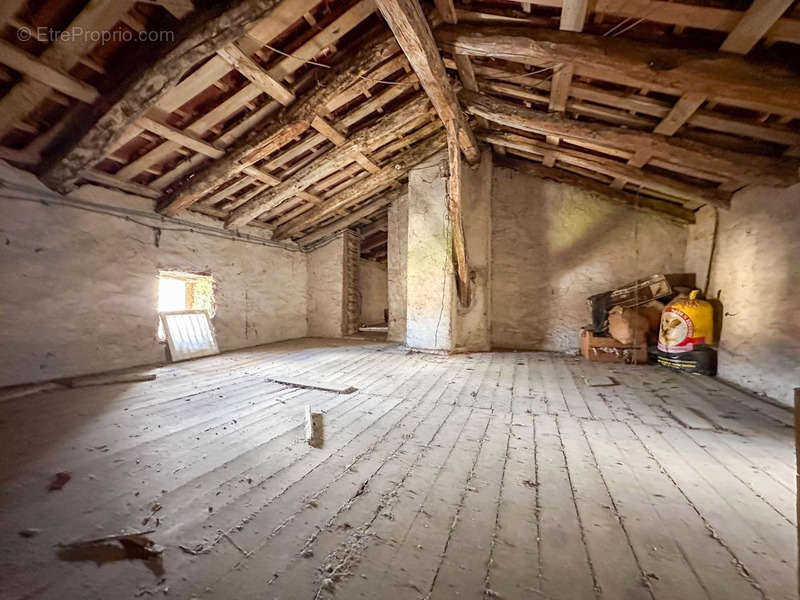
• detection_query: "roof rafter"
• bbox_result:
[460,89,799,187]
[436,24,800,116]
[159,31,402,216]
[374,0,479,164]
[41,0,318,190]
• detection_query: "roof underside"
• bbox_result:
[1,0,799,260]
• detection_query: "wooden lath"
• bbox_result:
[102,0,378,192]
[429,20,800,219]
[298,185,403,246]
[160,31,412,219]
[42,0,353,189]
[436,25,800,117]
[0,0,151,163]
[227,94,433,228]
[460,89,798,187]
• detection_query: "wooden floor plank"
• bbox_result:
[558,415,652,599]
[485,410,540,598]
[535,413,597,599]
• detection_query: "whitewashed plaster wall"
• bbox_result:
[306,235,345,338]
[491,166,688,352]
[0,162,308,387]
[686,187,800,406]
[359,258,387,325]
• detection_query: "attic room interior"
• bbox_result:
[0,0,798,598]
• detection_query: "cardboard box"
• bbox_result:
[580,329,647,364]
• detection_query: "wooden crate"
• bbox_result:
[580,329,647,364]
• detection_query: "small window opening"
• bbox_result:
[157,271,215,340]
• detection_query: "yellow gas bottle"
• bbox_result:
[658,289,714,354]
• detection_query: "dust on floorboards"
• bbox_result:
[0,338,795,600]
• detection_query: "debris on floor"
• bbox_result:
[268,376,357,394]
[584,376,616,387]
[19,528,41,538]
[57,530,164,573]
[0,381,65,402]
[305,405,324,448]
[580,329,647,364]
[48,471,71,491]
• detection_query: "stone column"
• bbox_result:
[404,145,492,352]
[387,190,408,342]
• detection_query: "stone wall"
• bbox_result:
[685,187,800,406]
[306,235,344,338]
[0,162,308,387]
[405,153,454,351]
[491,166,688,352]
[359,259,387,325]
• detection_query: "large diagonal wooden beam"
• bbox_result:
[436,25,800,117]
[460,90,800,187]
[445,121,470,304]
[226,95,433,229]
[158,32,399,216]
[374,0,479,164]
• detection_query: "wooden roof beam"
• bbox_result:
[298,187,404,246]
[374,0,479,164]
[159,32,401,216]
[436,24,800,117]
[720,0,795,54]
[41,0,323,191]
[226,94,433,229]
[483,129,731,208]
[274,132,445,239]
[461,89,799,187]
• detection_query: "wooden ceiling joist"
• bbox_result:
[159,31,401,216]
[41,0,327,189]
[460,90,799,187]
[436,25,800,116]
[227,94,433,229]
[374,0,479,164]
[298,186,404,246]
